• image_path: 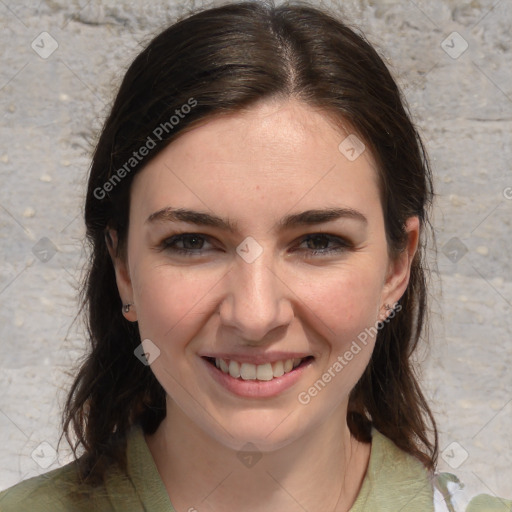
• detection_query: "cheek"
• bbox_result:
[290,268,384,412]
[300,263,384,337]
[133,257,384,344]
[132,263,223,349]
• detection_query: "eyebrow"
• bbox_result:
[145,206,367,233]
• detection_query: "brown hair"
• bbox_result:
[61,0,438,485]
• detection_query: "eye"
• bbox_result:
[295,234,352,257]
[159,232,352,258]
[160,233,214,256]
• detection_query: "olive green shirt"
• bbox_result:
[0,424,510,511]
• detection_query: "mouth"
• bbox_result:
[202,355,315,381]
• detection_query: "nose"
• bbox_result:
[218,250,294,343]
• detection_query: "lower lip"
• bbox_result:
[201,357,314,398]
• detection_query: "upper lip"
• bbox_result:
[200,352,314,365]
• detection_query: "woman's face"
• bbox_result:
[109,98,418,451]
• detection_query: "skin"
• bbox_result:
[107,98,419,512]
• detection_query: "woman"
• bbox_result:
[0,1,509,511]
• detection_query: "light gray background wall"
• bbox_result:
[0,0,511,505]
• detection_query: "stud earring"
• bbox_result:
[122,303,133,313]
[384,303,392,311]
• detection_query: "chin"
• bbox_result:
[200,408,312,452]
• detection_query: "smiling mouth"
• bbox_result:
[203,356,315,381]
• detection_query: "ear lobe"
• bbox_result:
[381,216,420,309]
[105,228,137,321]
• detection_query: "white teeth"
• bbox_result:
[240,363,256,380]
[228,360,240,379]
[219,359,229,373]
[214,357,306,380]
[272,360,284,377]
[256,363,274,381]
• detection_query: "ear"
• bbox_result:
[379,216,420,318]
[105,228,137,322]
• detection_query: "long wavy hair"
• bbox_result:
[61,0,438,485]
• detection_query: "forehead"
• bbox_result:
[130,99,381,225]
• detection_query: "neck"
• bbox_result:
[146,400,371,512]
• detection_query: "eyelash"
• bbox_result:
[159,233,353,258]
